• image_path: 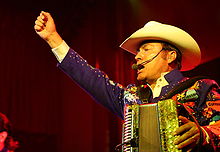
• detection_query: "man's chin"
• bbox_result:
[137,76,145,81]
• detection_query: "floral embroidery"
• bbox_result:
[129,86,137,94]
[109,80,116,86]
[203,107,213,118]
[206,101,220,111]
[175,89,198,103]
[177,93,185,101]
[212,91,220,100]
[207,92,213,101]
[117,83,123,89]
[185,89,198,100]
[108,80,123,89]
[184,101,195,108]
[104,74,109,79]
[191,81,200,90]
[212,115,220,122]
[123,86,139,105]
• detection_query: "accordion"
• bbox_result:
[122,99,181,152]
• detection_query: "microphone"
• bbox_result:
[132,56,158,70]
[132,58,153,70]
[132,49,164,70]
[132,63,144,70]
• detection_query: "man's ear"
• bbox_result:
[167,51,177,63]
[0,131,8,143]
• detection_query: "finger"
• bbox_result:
[35,20,45,28]
[177,133,200,149]
[175,122,194,135]
[178,115,190,124]
[37,16,44,24]
[34,24,43,32]
[174,124,199,144]
[40,11,51,21]
[174,129,199,145]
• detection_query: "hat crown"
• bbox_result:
[144,21,162,27]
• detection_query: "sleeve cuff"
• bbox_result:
[51,40,70,63]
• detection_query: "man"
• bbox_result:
[34,11,220,151]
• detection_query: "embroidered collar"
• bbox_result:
[151,69,185,102]
[164,69,184,84]
[150,69,184,98]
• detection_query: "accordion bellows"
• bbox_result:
[122,99,181,152]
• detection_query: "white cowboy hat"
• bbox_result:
[120,21,201,71]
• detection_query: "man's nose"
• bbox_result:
[135,52,143,61]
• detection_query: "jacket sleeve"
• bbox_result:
[173,78,220,151]
[194,79,220,151]
[58,48,125,119]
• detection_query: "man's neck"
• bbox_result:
[148,71,170,90]
[150,83,156,90]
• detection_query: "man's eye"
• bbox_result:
[137,48,149,53]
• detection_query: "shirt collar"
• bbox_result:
[151,72,169,98]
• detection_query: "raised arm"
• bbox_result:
[34,11,125,118]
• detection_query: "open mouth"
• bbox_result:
[137,69,143,74]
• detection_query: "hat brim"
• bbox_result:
[120,21,201,71]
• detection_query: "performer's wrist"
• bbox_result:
[46,32,63,49]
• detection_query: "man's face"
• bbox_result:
[135,42,170,84]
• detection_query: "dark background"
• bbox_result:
[0,0,220,151]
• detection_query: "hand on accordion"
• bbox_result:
[173,116,200,151]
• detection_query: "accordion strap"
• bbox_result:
[161,76,207,100]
